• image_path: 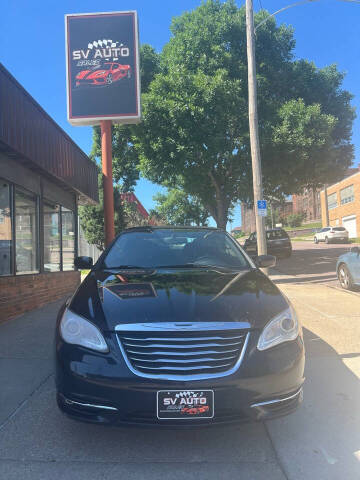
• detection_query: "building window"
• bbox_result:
[340,185,354,205]
[43,202,60,272]
[15,188,39,274]
[61,207,75,271]
[327,193,338,210]
[0,181,12,276]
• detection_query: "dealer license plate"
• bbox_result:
[157,390,214,420]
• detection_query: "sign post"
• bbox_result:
[101,120,115,245]
[65,11,141,246]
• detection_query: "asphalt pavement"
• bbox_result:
[0,243,359,479]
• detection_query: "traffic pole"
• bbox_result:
[246,0,267,258]
[101,120,115,247]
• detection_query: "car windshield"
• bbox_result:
[101,229,250,270]
[266,230,288,239]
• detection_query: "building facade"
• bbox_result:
[0,64,98,321]
[320,169,360,238]
[292,188,321,222]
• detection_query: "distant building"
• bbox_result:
[320,168,360,238]
[292,188,321,222]
[240,199,293,233]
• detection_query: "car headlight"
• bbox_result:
[257,306,300,351]
[60,309,108,353]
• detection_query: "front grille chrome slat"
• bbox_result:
[136,363,234,371]
[128,355,238,364]
[122,341,244,349]
[125,348,240,356]
[116,323,250,380]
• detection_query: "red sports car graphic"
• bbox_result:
[181,405,210,415]
[75,62,131,86]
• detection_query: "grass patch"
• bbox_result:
[349,238,360,244]
[284,222,321,231]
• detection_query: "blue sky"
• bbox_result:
[1,0,359,230]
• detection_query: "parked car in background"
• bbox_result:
[55,226,304,426]
[314,227,349,244]
[243,228,292,258]
[336,246,360,290]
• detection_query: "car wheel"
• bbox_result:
[338,264,354,290]
[325,237,329,244]
[106,74,113,85]
[314,237,318,244]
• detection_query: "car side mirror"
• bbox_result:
[350,246,360,255]
[74,256,93,269]
[255,255,276,269]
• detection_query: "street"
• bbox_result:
[0,242,359,480]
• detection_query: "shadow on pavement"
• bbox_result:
[271,244,354,285]
[266,327,360,479]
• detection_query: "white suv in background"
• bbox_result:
[314,227,349,244]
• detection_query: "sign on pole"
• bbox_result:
[65,11,141,126]
[257,199,267,217]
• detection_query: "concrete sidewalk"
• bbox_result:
[0,298,65,429]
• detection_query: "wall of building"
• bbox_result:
[292,188,321,222]
[320,171,360,238]
[0,270,80,322]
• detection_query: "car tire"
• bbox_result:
[325,237,329,244]
[338,264,354,290]
[314,237,318,244]
[106,74,113,85]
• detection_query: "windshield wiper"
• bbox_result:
[105,265,152,270]
[155,264,244,271]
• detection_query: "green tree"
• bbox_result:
[79,172,126,251]
[134,0,354,228]
[151,188,210,226]
[80,45,161,248]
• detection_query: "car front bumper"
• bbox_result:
[55,331,305,427]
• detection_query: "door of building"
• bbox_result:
[342,215,357,238]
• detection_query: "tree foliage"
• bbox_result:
[151,188,210,226]
[134,0,354,228]
[79,45,160,248]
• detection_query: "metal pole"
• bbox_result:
[101,120,115,247]
[324,184,330,226]
[246,0,267,257]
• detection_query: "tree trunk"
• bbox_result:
[207,171,228,230]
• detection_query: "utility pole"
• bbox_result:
[101,120,115,247]
[324,184,330,226]
[246,0,267,257]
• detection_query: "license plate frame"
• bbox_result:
[157,390,214,420]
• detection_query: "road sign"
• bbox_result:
[257,200,267,216]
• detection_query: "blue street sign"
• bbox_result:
[257,200,267,210]
[257,200,267,216]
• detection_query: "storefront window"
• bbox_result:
[62,207,75,271]
[0,181,12,276]
[15,189,38,274]
[43,202,60,272]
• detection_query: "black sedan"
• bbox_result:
[55,227,304,426]
[244,228,292,258]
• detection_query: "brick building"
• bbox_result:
[320,169,360,238]
[240,200,293,233]
[0,64,98,321]
[292,188,321,222]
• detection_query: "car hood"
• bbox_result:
[69,268,289,331]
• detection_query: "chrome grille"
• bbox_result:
[116,322,249,380]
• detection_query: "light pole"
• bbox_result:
[246,0,267,258]
[246,0,359,258]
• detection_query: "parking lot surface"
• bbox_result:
[0,242,359,479]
